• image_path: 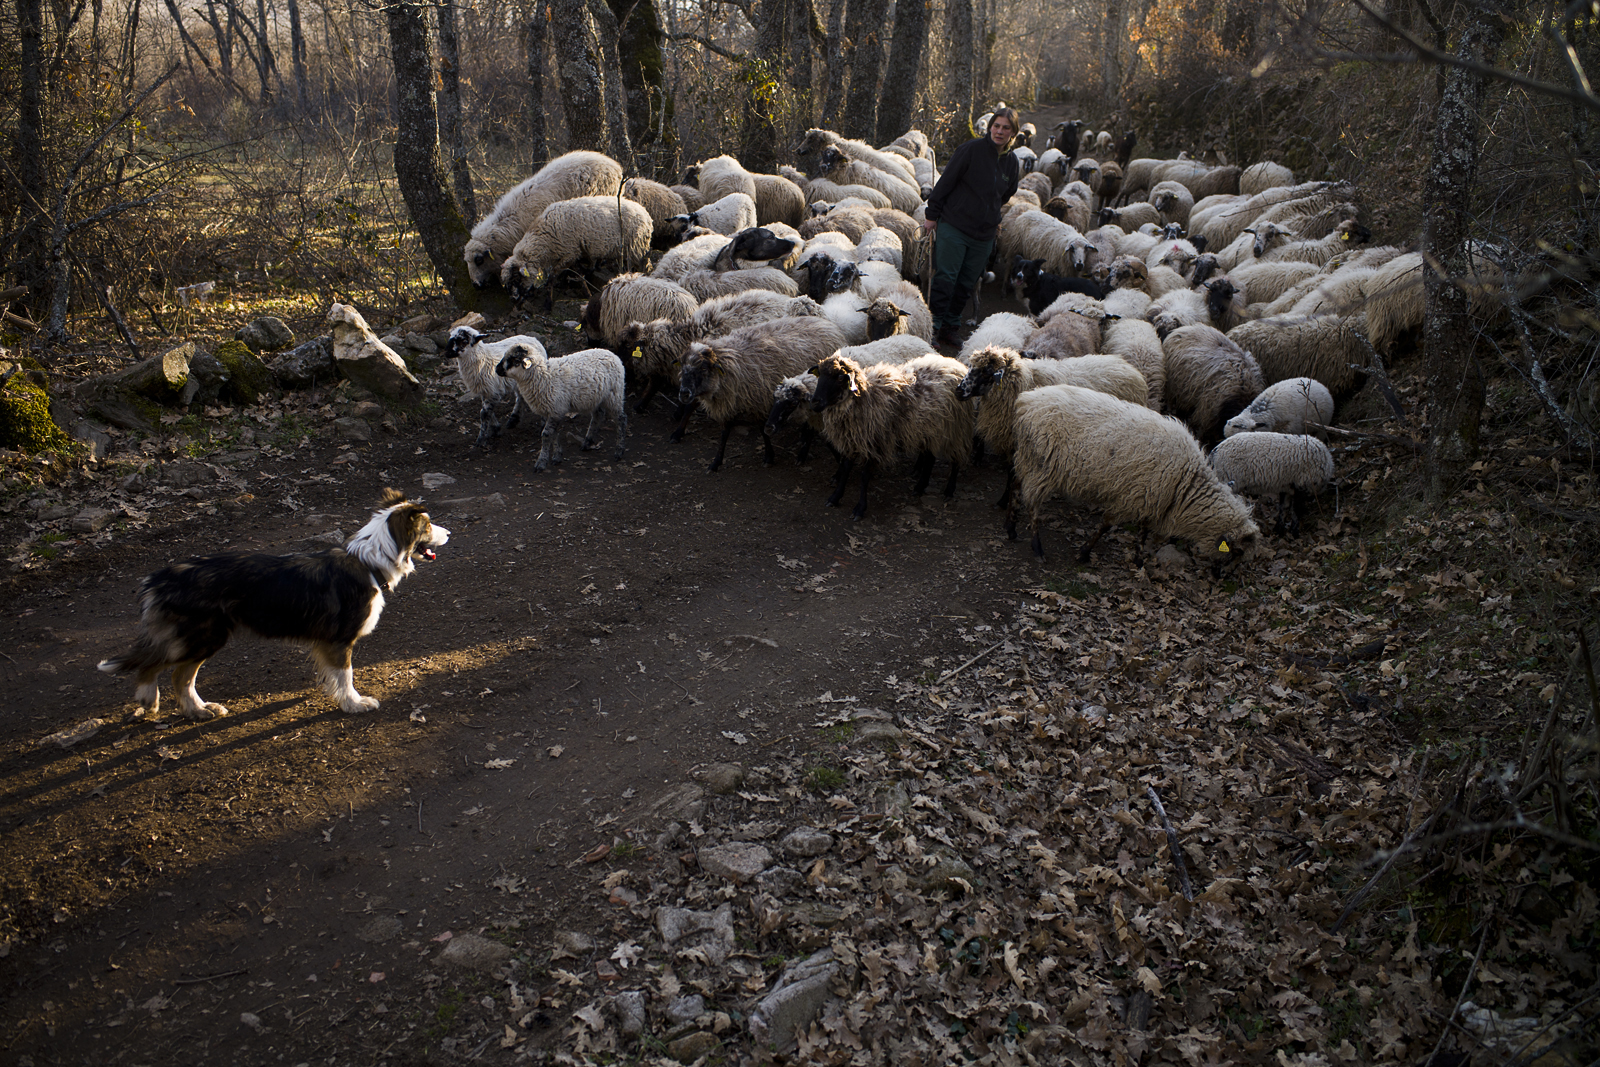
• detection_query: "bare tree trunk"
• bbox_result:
[10,0,48,314]
[821,0,850,127]
[253,0,275,105]
[590,0,635,167]
[944,0,975,142]
[549,1,607,152]
[839,0,889,141]
[286,0,310,112]
[436,0,475,217]
[384,0,496,310]
[526,0,550,162]
[788,0,821,119]
[1101,0,1125,110]
[1421,0,1507,502]
[876,0,927,144]
[609,0,671,164]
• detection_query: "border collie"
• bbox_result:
[98,489,449,720]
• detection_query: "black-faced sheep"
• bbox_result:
[1145,276,1246,338]
[1208,430,1334,536]
[464,151,623,288]
[667,192,759,238]
[763,337,935,463]
[677,316,848,471]
[1012,257,1107,315]
[494,342,627,471]
[581,273,697,349]
[623,178,690,247]
[1224,377,1335,438]
[446,326,536,448]
[1006,384,1260,566]
[501,196,652,304]
[1161,323,1265,441]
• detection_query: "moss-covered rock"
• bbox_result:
[0,371,71,453]
[213,340,275,406]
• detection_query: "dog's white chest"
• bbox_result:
[358,590,386,638]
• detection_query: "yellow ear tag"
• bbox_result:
[574,323,583,331]
[1218,540,1230,553]
[631,347,643,359]
[1340,231,1350,241]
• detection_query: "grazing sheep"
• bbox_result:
[816,145,922,214]
[677,316,848,471]
[501,196,652,303]
[1229,258,1320,307]
[445,326,539,448]
[1262,218,1374,266]
[1239,161,1295,196]
[581,273,697,349]
[1162,323,1265,440]
[494,343,627,471]
[808,352,973,519]
[863,283,934,342]
[1224,377,1335,438]
[794,128,920,186]
[677,266,799,301]
[464,151,623,288]
[623,177,690,246]
[652,234,733,282]
[1007,384,1260,567]
[1227,315,1370,397]
[1102,317,1165,409]
[1208,431,1334,536]
[670,184,705,212]
[667,192,759,238]
[1149,180,1195,228]
[959,312,1038,362]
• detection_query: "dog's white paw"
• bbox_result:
[341,695,380,714]
[178,702,229,721]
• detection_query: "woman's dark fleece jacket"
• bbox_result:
[924,137,1021,243]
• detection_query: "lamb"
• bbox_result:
[863,283,934,342]
[1223,377,1335,438]
[667,192,758,238]
[1239,161,1295,196]
[816,145,922,215]
[580,273,697,349]
[1102,317,1165,409]
[808,352,973,519]
[677,316,848,471]
[623,177,689,245]
[494,342,627,471]
[959,312,1037,361]
[1149,180,1195,228]
[1023,304,1105,361]
[1161,323,1265,441]
[1145,276,1246,338]
[444,326,540,448]
[1012,257,1106,315]
[763,337,934,460]
[1208,431,1335,536]
[464,150,623,288]
[501,196,652,303]
[676,266,799,301]
[753,173,808,227]
[1006,384,1260,567]
[693,155,759,203]
[794,128,919,186]
[1226,315,1370,397]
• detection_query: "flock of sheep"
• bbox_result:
[446,117,1440,569]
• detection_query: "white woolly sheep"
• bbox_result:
[862,280,934,342]
[445,326,539,448]
[1229,258,1320,307]
[668,192,758,238]
[1024,305,1105,361]
[677,266,800,301]
[816,145,922,214]
[464,151,623,288]
[652,234,732,282]
[1161,323,1266,441]
[501,196,652,303]
[1102,317,1165,409]
[1018,171,1055,204]
[804,179,894,210]
[853,226,905,272]
[623,178,689,245]
[1226,315,1370,397]
[807,352,973,519]
[959,312,1038,362]
[821,292,871,344]
[1148,181,1195,228]
[677,316,848,471]
[1102,285,1152,321]
[799,205,877,243]
[1146,276,1246,338]
[1007,384,1260,567]
[794,129,919,186]
[1224,377,1335,438]
[1200,180,1355,250]
[1208,431,1335,536]
[581,272,697,350]
[494,342,627,471]
[1281,266,1378,319]
[1239,161,1295,197]
[692,155,759,203]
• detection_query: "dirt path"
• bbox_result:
[0,360,1056,1063]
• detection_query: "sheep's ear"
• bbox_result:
[1243,228,1256,235]
[896,308,910,319]
[848,376,861,396]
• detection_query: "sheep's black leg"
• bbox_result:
[612,403,628,461]
[850,459,876,521]
[475,400,498,449]
[634,378,659,415]
[795,424,814,464]
[971,434,985,466]
[941,460,960,499]
[995,463,1015,509]
[1005,497,1020,541]
[1133,528,1150,566]
[580,408,602,450]
[534,416,557,472]
[668,401,694,442]
[1031,505,1046,561]
[505,394,523,432]
[826,458,855,507]
[911,450,934,496]
[1078,519,1112,564]
[1274,491,1290,537]
[708,421,736,472]
[761,429,775,467]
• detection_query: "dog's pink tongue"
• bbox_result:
[423,548,436,561]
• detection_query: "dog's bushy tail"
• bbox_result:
[97,637,169,676]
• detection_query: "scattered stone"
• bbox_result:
[665,993,704,1026]
[239,1011,263,1031]
[783,902,845,929]
[71,508,113,533]
[694,762,745,794]
[157,460,213,488]
[612,990,646,1036]
[757,866,806,896]
[350,400,385,421]
[855,720,904,744]
[912,851,976,894]
[400,313,448,335]
[780,827,833,858]
[402,331,439,355]
[211,340,275,406]
[36,718,106,749]
[438,932,511,973]
[268,336,335,389]
[875,780,912,815]
[355,916,402,943]
[698,842,771,885]
[327,303,421,400]
[421,472,456,490]
[234,316,295,353]
[1149,543,1192,575]
[551,930,594,960]
[666,1032,720,1062]
[656,903,733,966]
[450,311,487,333]
[182,349,229,408]
[638,783,704,827]
[334,417,372,442]
[749,949,837,1054]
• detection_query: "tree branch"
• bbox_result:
[665,31,746,62]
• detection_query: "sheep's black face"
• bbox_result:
[955,367,1001,400]
[809,367,850,412]
[1160,223,1184,241]
[678,358,713,406]
[1190,254,1220,287]
[494,351,527,377]
[765,391,800,436]
[802,255,835,302]
[730,227,794,265]
[1098,207,1116,225]
[447,328,479,358]
[1205,279,1238,320]
[826,261,861,293]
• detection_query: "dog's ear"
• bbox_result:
[381,487,408,507]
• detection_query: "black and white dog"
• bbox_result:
[98,489,449,720]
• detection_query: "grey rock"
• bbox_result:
[913,851,976,894]
[855,720,903,744]
[665,993,704,1026]
[656,903,733,966]
[327,303,420,400]
[698,841,771,885]
[780,827,834,858]
[67,421,110,460]
[333,416,372,442]
[72,508,114,533]
[157,460,213,488]
[875,780,912,815]
[783,901,845,928]
[551,930,594,959]
[439,932,512,973]
[355,915,403,943]
[666,1032,720,1062]
[749,949,837,1054]
[756,866,806,896]
[612,990,646,1036]
[180,350,228,407]
[269,336,335,389]
[402,331,439,355]
[694,762,745,795]
[350,400,386,420]
[234,316,295,353]
[84,394,153,433]
[639,783,705,827]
